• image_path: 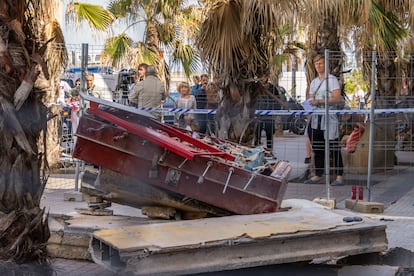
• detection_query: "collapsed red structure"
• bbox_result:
[73,95,291,217]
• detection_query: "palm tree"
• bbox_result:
[67,0,203,89]
[196,0,300,144]
[300,0,409,170]
[0,0,66,263]
[350,1,408,108]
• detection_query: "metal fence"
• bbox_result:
[48,46,414,207]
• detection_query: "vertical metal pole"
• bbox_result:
[74,43,89,192]
[80,43,88,111]
[71,51,76,67]
[74,160,80,192]
[367,51,377,202]
[324,49,330,200]
[292,55,297,100]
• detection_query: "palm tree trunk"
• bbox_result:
[377,53,397,109]
[407,54,414,107]
[406,54,414,146]
[0,0,64,263]
[216,82,259,145]
[306,17,342,81]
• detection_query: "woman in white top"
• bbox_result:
[305,54,344,186]
[174,82,198,130]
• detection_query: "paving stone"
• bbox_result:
[345,199,384,213]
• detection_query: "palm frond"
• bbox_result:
[108,0,133,18]
[103,33,133,66]
[130,42,160,67]
[370,1,408,51]
[68,2,115,31]
[301,0,372,31]
[157,22,176,44]
[170,40,201,77]
[196,0,250,82]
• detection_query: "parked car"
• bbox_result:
[281,90,307,135]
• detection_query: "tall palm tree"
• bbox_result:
[0,0,66,262]
[196,0,300,144]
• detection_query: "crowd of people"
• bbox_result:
[62,57,369,187]
[123,65,221,135]
[62,61,292,148]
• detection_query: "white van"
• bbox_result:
[62,67,119,102]
[93,73,118,102]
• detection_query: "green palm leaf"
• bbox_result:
[170,40,201,76]
[108,0,133,18]
[71,3,115,31]
[130,42,160,66]
[104,33,133,65]
[370,1,407,51]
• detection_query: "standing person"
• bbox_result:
[128,65,165,120]
[304,54,344,186]
[128,63,148,107]
[191,75,201,95]
[205,82,219,135]
[194,74,209,133]
[136,63,148,82]
[353,84,366,110]
[193,74,208,97]
[174,81,198,131]
[66,88,81,138]
[86,73,103,99]
[255,77,283,149]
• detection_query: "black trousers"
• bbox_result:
[256,119,274,149]
[308,125,343,178]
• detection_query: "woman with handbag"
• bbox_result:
[304,54,345,186]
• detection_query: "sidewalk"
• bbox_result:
[273,132,414,252]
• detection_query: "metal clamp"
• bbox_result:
[158,149,168,163]
[222,167,234,194]
[87,126,106,133]
[197,161,213,184]
[243,173,256,190]
[113,132,128,141]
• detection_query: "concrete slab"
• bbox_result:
[345,199,385,214]
[88,199,387,275]
[313,197,336,209]
[338,265,400,276]
[47,212,169,261]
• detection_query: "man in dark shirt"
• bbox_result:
[194,74,209,133]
